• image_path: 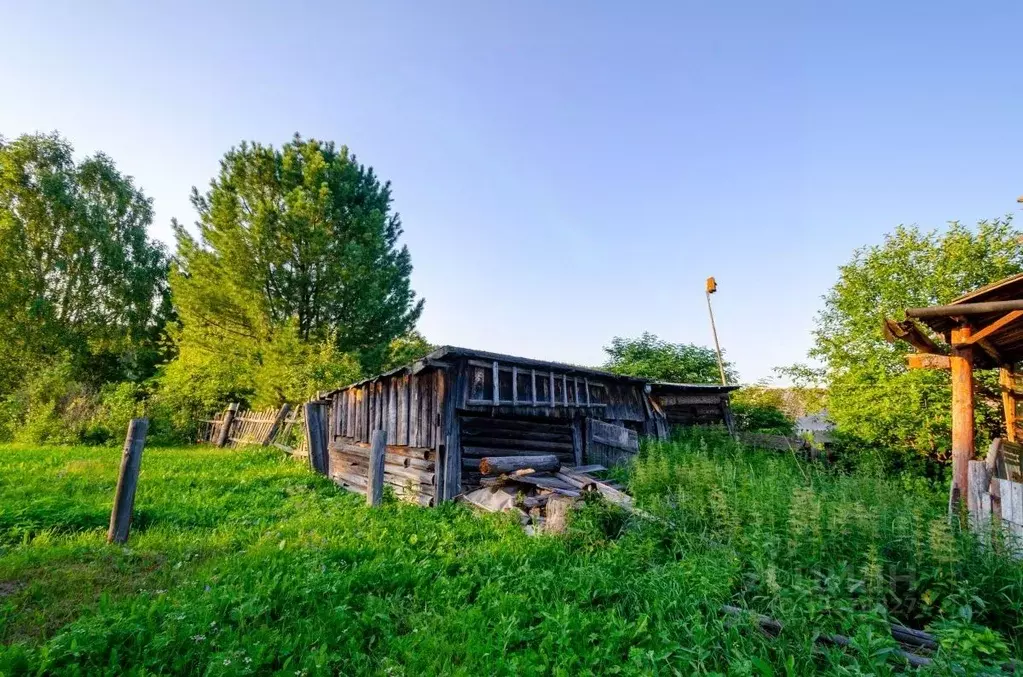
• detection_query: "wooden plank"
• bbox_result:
[968,460,992,534]
[262,404,291,446]
[387,380,398,444]
[950,326,975,506]
[304,402,329,474]
[531,369,537,406]
[998,479,1023,547]
[492,361,500,406]
[562,374,568,406]
[107,418,148,544]
[906,353,951,370]
[589,419,639,452]
[550,372,555,407]
[434,369,446,500]
[958,310,1023,346]
[571,418,584,466]
[512,365,518,405]
[409,375,420,447]
[368,430,387,506]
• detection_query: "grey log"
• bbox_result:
[368,429,387,506]
[215,402,239,447]
[479,454,560,476]
[305,402,328,474]
[108,418,148,544]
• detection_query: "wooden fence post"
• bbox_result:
[215,402,239,448]
[108,418,148,544]
[262,403,291,446]
[304,401,328,474]
[368,429,387,506]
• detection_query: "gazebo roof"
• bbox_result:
[904,273,1023,368]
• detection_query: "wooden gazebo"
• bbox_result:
[886,273,1023,504]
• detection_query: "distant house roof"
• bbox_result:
[325,345,739,395]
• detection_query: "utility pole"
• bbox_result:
[705,276,727,385]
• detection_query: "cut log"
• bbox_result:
[556,469,597,491]
[479,454,561,476]
[545,495,577,534]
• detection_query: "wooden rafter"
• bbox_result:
[955,310,1023,347]
[883,318,946,354]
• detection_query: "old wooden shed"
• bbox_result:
[317,346,735,506]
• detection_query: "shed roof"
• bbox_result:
[650,382,740,394]
[914,273,1023,367]
[324,345,738,395]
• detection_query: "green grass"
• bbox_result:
[0,433,1020,675]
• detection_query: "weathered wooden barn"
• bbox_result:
[320,346,735,506]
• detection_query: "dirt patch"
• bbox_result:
[0,580,25,598]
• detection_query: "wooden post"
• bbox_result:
[262,403,291,446]
[108,418,148,544]
[442,364,466,501]
[304,402,328,474]
[950,326,975,507]
[367,429,387,506]
[215,402,239,448]
[1001,366,1017,443]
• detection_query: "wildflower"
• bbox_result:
[224,659,231,666]
[191,634,206,642]
[155,589,167,595]
[210,621,217,628]
[244,657,253,664]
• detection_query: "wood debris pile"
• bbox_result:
[457,453,635,534]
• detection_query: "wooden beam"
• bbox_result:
[1002,366,1018,443]
[907,299,1023,319]
[975,338,1004,364]
[907,353,951,370]
[957,310,1023,346]
[950,326,975,508]
[883,318,945,354]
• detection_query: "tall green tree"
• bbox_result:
[0,132,169,392]
[810,219,1023,459]
[167,135,423,408]
[602,332,737,383]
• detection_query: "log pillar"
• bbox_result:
[1001,365,1017,443]
[950,326,975,505]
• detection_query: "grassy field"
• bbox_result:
[1,433,1021,675]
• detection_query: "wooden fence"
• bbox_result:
[197,403,302,452]
[966,437,1023,555]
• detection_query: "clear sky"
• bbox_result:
[3,1,1021,382]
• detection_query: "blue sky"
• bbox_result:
[3,1,1021,382]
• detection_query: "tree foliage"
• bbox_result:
[810,219,1023,459]
[602,332,737,383]
[0,132,170,393]
[166,135,423,411]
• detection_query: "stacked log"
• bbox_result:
[328,440,435,507]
